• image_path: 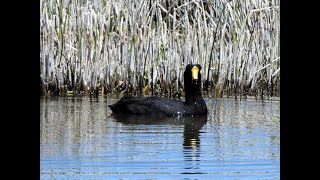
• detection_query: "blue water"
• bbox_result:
[40,96,280,179]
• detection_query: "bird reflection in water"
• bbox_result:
[182,115,207,175]
[110,114,207,175]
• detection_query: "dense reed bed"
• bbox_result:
[40,0,280,99]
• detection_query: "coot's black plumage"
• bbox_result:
[108,64,207,116]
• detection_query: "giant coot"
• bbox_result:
[108,64,207,116]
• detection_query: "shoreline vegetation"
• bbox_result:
[40,0,280,100]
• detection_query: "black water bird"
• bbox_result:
[108,64,207,116]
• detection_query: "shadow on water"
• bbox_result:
[110,114,207,175]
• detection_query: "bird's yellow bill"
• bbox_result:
[191,66,199,80]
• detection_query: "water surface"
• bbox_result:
[40,96,280,179]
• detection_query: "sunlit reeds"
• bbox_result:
[40,0,280,99]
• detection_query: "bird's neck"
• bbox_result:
[185,88,204,105]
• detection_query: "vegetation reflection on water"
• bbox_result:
[40,96,280,179]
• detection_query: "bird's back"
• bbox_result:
[109,96,207,116]
[109,96,186,116]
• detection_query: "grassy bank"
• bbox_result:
[40,0,280,99]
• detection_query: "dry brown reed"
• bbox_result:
[40,0,280,99]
